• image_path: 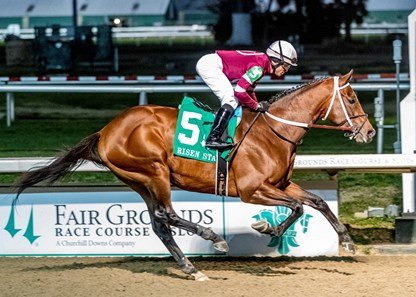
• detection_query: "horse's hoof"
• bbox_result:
[341,242,356,254]
[213,240,229,253]
[251,220,271,234]
[191,271,210,281]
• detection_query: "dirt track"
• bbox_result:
[0,255,415,297]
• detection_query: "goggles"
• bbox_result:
[267,41,298,66]
[269,57,291,71]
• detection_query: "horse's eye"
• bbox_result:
[348,98,356,104]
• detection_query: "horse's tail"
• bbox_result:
[14,132,103,202]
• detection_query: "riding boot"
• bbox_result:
[205,104,235,150]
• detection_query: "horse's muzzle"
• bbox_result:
[352,128,376,144]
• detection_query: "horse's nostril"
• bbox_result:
[368,130,376,138]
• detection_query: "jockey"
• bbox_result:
[196,40,298,150]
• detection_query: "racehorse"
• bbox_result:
[15,70,375,281]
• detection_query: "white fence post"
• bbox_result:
[139,91,148,105]
[400,10,416,213]
[6,92,14,127]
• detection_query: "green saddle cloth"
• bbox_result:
[173,96,241,163]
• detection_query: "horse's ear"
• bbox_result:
[340,69,354,85]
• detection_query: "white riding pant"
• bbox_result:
[196,53,238,109]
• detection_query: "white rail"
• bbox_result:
[0,82,410,128]
[2,154,414,213]
[0,25,211,41]
[1,155,415,173]
[0,82,409,93]
[0,23,408,41]
[0,73,409,84]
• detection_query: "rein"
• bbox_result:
[264,76,368,140]
[227,112,262,163]
[261,114,300,146]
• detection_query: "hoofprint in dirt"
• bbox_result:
[0,255,415,297]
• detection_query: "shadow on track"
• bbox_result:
[23,256,358,280]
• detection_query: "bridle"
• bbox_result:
[228,76,368,161]
[264,76,368,141]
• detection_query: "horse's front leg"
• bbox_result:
[242,182,304,238]
[283,181,355,254]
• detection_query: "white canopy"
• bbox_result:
[0,0,171,17]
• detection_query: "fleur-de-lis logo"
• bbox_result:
[4,203,40,245]
[253,206,313,254]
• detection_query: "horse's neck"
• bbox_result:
[269,84,330,139]
[274,91,325,122]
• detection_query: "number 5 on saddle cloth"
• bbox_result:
[173,97,242,195]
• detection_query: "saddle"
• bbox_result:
[173,96,241,163]
[173,96,242,196]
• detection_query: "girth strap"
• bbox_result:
[215,151,229,196]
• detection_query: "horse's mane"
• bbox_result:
[268,76,329,104]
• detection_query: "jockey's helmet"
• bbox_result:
[266,40,298,67]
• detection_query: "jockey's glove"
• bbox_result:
[256,101,269,112]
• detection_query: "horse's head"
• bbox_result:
[321,70,375,144]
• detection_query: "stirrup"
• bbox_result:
[205,140,234,150]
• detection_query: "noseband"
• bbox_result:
[264,76,368,140]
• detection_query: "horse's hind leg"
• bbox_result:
[165,211,229,252]
[117,168,227,252]
[283,182,355,254]
[120,177,209,281]
[149,206,208,280]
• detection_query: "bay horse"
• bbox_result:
[15,70,375,281]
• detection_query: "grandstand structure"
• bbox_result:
[0,0,219,29]
[0,0,175,28]
[0,0,412,30]
[366,0,414,24]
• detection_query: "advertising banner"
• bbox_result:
[0,187,338,257]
